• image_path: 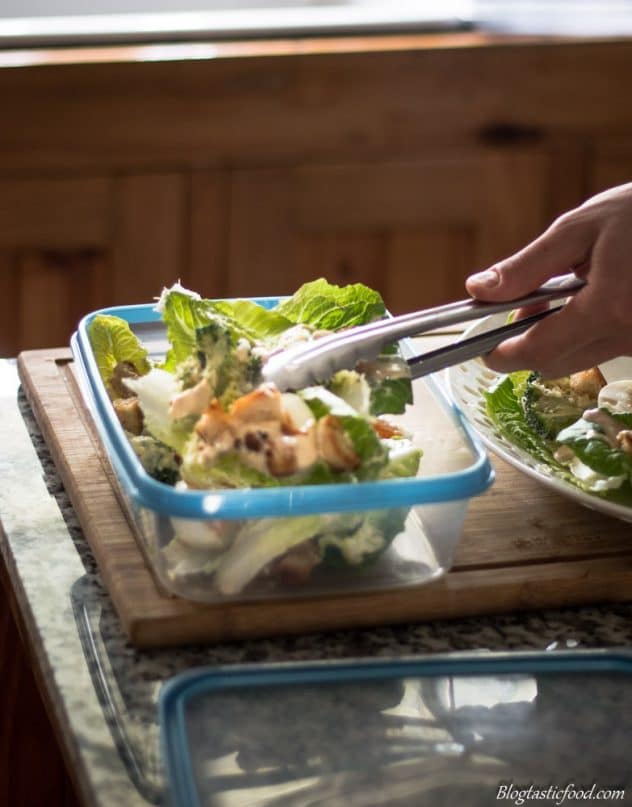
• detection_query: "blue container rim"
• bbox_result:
[73,300,494,520]
[158,649,632,807]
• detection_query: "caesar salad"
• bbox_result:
[485,365,632,507]
[87,279,431,596]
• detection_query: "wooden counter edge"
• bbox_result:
[1,29,629,70]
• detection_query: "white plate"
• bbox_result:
[446,313,632,524]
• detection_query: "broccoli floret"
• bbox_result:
[522,372,585,440]
[129,435,180,486]
[176,355,202,390]
[194,323,262,407]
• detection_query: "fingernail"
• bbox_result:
[469,269,500,288]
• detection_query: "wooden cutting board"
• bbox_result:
[17,347,632,648]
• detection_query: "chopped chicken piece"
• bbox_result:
[230,384,282,424]
[267,428,319,476]
[195,401,235,447]
[113,397,144,435]
[170,379,212,419]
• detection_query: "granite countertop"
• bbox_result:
[1,358,631,806]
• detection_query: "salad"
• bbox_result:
[485,365,632,506]
[88,279,423,595]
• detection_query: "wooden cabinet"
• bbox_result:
[3,36,632,350]
[0,174,200,356]
[0,149,554,355]
[588,140,632,195]
[225,148,549,312]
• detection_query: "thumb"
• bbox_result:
[465,217,592,301]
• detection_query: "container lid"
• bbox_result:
[159,650,632,807]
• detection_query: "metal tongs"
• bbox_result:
[262,273,585,391]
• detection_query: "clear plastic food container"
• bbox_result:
[71,299,494,604]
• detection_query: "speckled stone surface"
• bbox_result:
[1,360,631,806]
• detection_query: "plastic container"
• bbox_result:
[159,650,632,807]
[71,299,493,603]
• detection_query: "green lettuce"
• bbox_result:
[280,460,355,486]
[275,277,385,330]
[379,443,422,479]
[88,314,150,393]
[484,372,556,465]
[158,287,285,371]
[214,514,326,595]
[158,290,239,372]
[319,508,408,567]
[338,415,388,480]
[330,361,413,417]
[328,371,371,416]
[181,450,280,489]
[123,368,194,454]
[212,299,293,340]
[556,418,632,480]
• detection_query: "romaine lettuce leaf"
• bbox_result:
[319,507,408,567]
[159,289,220,371]
[159,287,296,371]
[337,415,388,480]
[604,410,632,429]
[556,418,632,479]
[368,375,413,416]
[214,514,326,594]
[275,278,385,330]
[300,386,358,419]
[484,372,556,465]
[328,370,371,416]
[180,450,280,489]
[330,361,413,417]
[88,314,150,393]
[379,443,422,479]
[211,299,293,340]
[123,368,193,454]
[280,460,355,486]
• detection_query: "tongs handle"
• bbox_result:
[407,305,561,379]
[262,272,585,390]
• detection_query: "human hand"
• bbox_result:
[465,182,632,377]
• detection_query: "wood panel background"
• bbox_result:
[0,36,632,353]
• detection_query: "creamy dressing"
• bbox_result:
[567,457,625,491]
[554,445,625,490]
[598,380,632,414]
[583,408,621,448]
